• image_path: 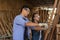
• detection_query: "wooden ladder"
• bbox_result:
[44,0,60,40]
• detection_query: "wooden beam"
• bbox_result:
[44,0,58,40]
[50,0,60,40]
[0,18,6,35]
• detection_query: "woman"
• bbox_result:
[32,13,43,40]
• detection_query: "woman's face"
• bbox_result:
[34,14,40,21]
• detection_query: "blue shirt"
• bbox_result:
[13,15,29,40]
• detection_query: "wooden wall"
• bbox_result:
[0,0,32,40]
[0,0,53,40]
[32,7,49,23]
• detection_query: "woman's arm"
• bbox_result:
[31,26,47,31]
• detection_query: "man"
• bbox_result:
[13,5,41,40]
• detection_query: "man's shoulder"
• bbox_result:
[15,15,22,18]
[16,15,21,17]
[14,15,23,20]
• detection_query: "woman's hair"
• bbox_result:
[32,13,38,22]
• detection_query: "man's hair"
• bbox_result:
[20,5,30,12]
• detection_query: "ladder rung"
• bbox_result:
[57,32,60,34]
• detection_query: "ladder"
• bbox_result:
[44,0,60,40]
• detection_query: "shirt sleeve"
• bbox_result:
[14,16,28,27]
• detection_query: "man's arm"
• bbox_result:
[25,22,45,30]
[25,22,40,27]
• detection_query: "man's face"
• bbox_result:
[23,8,30,17]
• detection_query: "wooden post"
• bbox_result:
[50,0,60,40]
[44,0,58,40]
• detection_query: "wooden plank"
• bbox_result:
[0,26,3,36]
[0,18,6,35]
[44,0,58,40]
[1,16,11,36]
[50,0,60,40]
[5,13,12,33]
